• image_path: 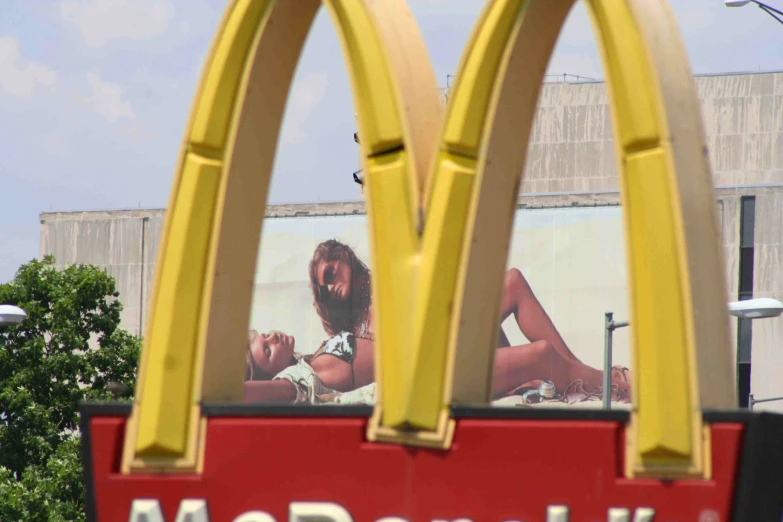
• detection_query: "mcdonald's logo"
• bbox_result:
[125,499,660,522]
[117,0,736,485]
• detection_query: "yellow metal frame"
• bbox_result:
[122,0,734,479]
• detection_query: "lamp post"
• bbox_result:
[0,304,26,327]
[729,298,783,408]
[602,313,628,409]
[602,298,783,409]
[725,0,783,26]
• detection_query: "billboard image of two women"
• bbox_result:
[243,206,633,409]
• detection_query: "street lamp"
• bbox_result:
[728,297,783,319]
[0,305,27,327]
[725,0,783,26]
[727,298,783,409]
[602,298,783,409]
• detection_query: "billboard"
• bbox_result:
[245,205,633,409]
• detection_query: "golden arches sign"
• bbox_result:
[122,0,734,480]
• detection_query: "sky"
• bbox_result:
[0,0,781,283]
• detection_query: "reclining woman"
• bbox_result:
[307,239,631,400]
[243,329,372,404]
[243,240,631,403]
[243,326,629,404]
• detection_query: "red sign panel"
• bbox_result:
[82,405,783,522]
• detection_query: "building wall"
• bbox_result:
[511,71,783,193]
[750,192,783,411]
[40,72,783,411]
[39,210,163,339]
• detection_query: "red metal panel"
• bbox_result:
[88,416,744,521]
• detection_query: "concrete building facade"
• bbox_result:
[40,71,783,411]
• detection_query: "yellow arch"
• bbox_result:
[122,0,444,472]
[122,0,733,480]
[440,0,733,476]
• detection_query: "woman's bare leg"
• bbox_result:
[499,268,579,363]
[497,327,511,348]
[492,340,627,397]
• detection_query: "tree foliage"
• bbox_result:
[0,256,140,521]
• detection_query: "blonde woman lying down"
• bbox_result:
[243,329,631,405]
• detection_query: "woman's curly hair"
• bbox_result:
[308,239,371,337]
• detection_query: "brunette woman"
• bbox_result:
[306,239,631,398]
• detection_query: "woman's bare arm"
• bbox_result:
[243,379,297,403]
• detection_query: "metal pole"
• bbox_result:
[753,0,783,16]
[603,312,614,409]
[751,0,783,24]
[749,394,783,409]
[603,314,630,409]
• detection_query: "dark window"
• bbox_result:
[740,197,756,248]
[739,248,755,300]
[737,196,756,408]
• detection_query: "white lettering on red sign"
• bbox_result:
[128,499,209,522]
[547,506,569,522]
[290,503,353,522]
[128,500,658,522]
[232,511,277,522]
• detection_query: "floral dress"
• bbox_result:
[273,331,357,404]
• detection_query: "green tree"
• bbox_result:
[0,256,141,521]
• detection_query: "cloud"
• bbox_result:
[86,73,135,122]
[281,72,329,145]
[42,129,71,155]
[59,0,170,47]
[0,36,58,98]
